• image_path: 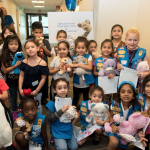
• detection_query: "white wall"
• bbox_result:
[79,0,93,11]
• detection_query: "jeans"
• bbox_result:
[54,134,78,150]
[35,92,42,114]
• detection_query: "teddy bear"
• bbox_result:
[64,106,78,120]
[73,55,89,76]
[36,37,44,44]
[104,112,150,145]
[11,52,25,74]
[78,20,92,37]
[92,52,100,59]
[137,61,149,75]
[98,58,120,76]
[86,103,109,125]
[15,117,31,136]
[58,56,72,75]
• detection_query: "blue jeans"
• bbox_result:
[54,134,78,150]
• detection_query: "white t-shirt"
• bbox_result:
[51,47,57,55]
[50,56,72,81]
[73,55,92,88]
[110,102,132,120]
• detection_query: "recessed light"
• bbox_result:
[34,6,44,7]
[32,1,44,3]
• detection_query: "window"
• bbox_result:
[26,13,48,39]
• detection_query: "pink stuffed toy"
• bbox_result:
[105,112,149,145]
[137,61,149,73]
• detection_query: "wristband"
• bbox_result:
[110,122,118,126]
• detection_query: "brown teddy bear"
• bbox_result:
[36,37,44,44]
[78,20,92,37]
[15,117,31,135]
[57,56,72,75]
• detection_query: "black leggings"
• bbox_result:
[73,86,89,107]
[145,134,149,150]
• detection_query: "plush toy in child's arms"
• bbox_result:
[86,103,109,125]
[137,61,149,73]
[36,37,44,44]
[92,52,100,59]
[11,52,24,74]
[65,106,78,120]
[104,112,150,145]
[72,55,88,76]
[98,58,119,76]
[15,117,31,135]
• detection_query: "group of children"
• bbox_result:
[0,21,150,150]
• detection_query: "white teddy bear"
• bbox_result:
[86,103,109,125]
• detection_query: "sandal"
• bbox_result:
[93,135,101,145]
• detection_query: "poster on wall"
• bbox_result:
[47,12,93,43]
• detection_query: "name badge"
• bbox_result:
[32,80,39,86]
[121,60,127,65]
[33,125,41,130]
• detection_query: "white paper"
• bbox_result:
[55,97,72,123]
[98,76,119,94]
[119,67,138,88]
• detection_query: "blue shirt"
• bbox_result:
[4,15,14,26]
[46,100,73,139]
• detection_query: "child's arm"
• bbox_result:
[137,129,148,146]
[49,62,64,75]
[40,43,51,57]
[41,119,49,150]
[2,61,22,74]
[0,91,8,100]
[47,105,70,122]
[72,60,93,71]
[93,66,98,76]
[19,70,25,97]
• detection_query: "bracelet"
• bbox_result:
[110,122,118,126]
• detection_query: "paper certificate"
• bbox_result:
[55,97,72,123]
[119,67,138,88]
[98,76,119,94]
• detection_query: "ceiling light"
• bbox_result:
[34,6,44,7]
[32,1,44,3]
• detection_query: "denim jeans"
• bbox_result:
[54,134,78,150]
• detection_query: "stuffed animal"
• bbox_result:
[137,61,149,73]
[36,37,44,44]
[23,88,31,96]
[92,52,100,59]
[78,20,92,37]
[58,56,72,75]
[73,55,88,76]
[104,112,150,145]
[65,106,78,120]
[15,117,31,136]
[86,103,109,125]
[98,58,119,76]
[11,52,24,74]
[0,101,18,150]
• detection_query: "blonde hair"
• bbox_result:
[125,27,140,39]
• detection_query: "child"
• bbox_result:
[72,36,94,107]
[46,78,78,150]
[111,24,125,54]
[107,81,146,150]
[93,39,114,85]
[51,30,67,59]
[49,40,72,99]
[32,21,51,106]
[137,74,150,150]
[15,96,48,150]
[0,25,17,55]
[88,40,98,56]
[117,28,150,79]
[19,40,49,114]
[73,86,109,145]
[1,35,23,120]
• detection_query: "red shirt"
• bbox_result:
[0,79,9,94]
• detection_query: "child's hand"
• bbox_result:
[138,131,148,146]
[20,89,25,97]
[137,72,149,80]
[58,62,64,70]
[117,63,123,71]
[111,124,119,133]
[96,118,104,125]
[15,60,22,67]
[31,90,38,96]
[62,104,70,112]
[39,43,44,49]
[20,125,27,132]
[108,73,115,79]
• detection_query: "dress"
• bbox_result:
[20,59,49,93]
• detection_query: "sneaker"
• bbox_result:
[12,111,18,121]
